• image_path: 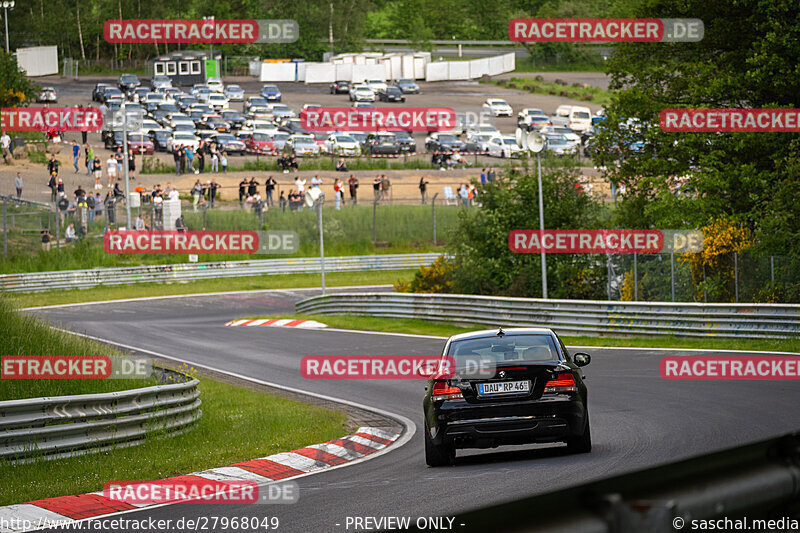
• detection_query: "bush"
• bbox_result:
[395,255,454,293]
[559,90,569,97]
[507,82,517,89]
[534,75,544,81]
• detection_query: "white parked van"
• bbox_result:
[568,106,592,132]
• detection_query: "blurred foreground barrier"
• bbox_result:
[296,292,800,338]
[0,368,200,463]
[0,254,439,293]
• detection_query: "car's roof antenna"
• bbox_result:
[497,327,505,337]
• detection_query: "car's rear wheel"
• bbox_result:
[566,417,591,454]
[424,425,454,467]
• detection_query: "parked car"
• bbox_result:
[378,86,406,103]
[260,84,282,102]
[540,125,581,143]
[131,87,150,103]
[393,130,417,153]
[329,80,352,94]
[244,131,278,153]
[245,96,270,114]
[206,78,224,93]
[543,133,578,156]
[103,130,125,150]
[92,83,112,102]
[463,132,494,153]
[118,73,141,92]
[268,103,296,120]
[194,89,213,103]
[349,85,376,102]
[176,95,199,111]
[324,134,361,156]
[37,87,57,103]
[102,86,125,103]
[166,132,200,151]
[366,132,401,155]
[425,132,465,153]
[518,108,546,125]
[352,101,375,109]
[487,135,521,158]
[224,85,245,101]
[220,110,245,130]
[207,93,229,110]
[198,116,231,133]
[366,79,388,92]
[483,98,513,117]
[567,105,593,132]
[286,134,320,156]
[394,78,420,94]
[149,128,173,152]
[209,132,246,155]
[151,75,173,91]
[127,132,155,154]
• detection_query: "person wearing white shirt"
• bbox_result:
[1,132,11,163]
[65,223,76,243]
[135,215,146,230]
[168,188,180,201]
[106,156,117,187]
[294,177,306,194]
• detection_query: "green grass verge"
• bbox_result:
[0,298,157,399]
[10,269,415,308]
[243,313,800,353]
[0,205,458,274]
[486,76,613,107]
[0,376,348,505]
[0,298,348,505]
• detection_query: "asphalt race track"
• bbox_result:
[32,289,800,533]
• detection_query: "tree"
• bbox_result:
[594,0,800,257]
[0,52,39,107]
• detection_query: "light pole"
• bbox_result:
[2,1,15,54]
[524,130,548,298]
[121,103,132,227]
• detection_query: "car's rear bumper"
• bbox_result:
[430,395,586,449]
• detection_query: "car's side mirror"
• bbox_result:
[573,352,591,367]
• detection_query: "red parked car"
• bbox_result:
[127,132,155,155]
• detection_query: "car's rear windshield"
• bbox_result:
[573,112,591,119]
[447,334,559,363]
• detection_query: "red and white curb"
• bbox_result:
[0,426,398,532]
[225,318,327,328]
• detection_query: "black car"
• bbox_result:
[149,129,172,152]
[330,80,352,94]
[92,83,111,102]
[279,118,312,136]
[423,328,591,466]
[378,86,406,103]
[425,132,465,153]
[366,132,401,155]
[198,117,231,133]
[102,86,124,103]
[393,130,416,153]
[118,73,141,92]
[220,110,245,130]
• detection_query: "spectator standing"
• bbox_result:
[372,175,381,202]
[92,155,103,189]
[14,172,22,198]
[210,150,219,173]
[40,228,51,251]
[186,145,195,174]
[128,150,136,181]
[1,131,10,164]
[180,146,187,175]
[480,168,487,184]
[48,172,57,202]
[279,191,287,212]
[208,179,219,208]
[106,154,117,187]
[85,144,93,176]
[104,191,116,227]
[172,145,181,175]
[72,141,80,173]
[380,174,391,204]
[248,177,259,197]
[334,177,343,210]
[487,167,496,182]
[168,187,180,202]
[459,183,469,207]
[265,176,276,207]
[348,174,358,206]
[238,178,248,206]
[191,179,203,211]
[114,147,124,175]
[221,152,228,172]
[419,176,429,204]
[47,154,59,177]
[57,178,65,196]
[92,192,103,223]
[196,141,206,173]
[295,176,306,194]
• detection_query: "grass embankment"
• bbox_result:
[242,313,800,354]
[0,298,349,504]
[486,76,613,107]
[11,269,415,308]
[0,204,459,274]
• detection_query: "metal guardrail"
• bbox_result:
[423,431,800,533]
[0,369,201,463]
[0,254,439,293]
[296,292,800,339]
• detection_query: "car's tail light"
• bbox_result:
[432,381,463,401]
[544,373,577,394]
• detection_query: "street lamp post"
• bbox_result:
[2,1,15,54]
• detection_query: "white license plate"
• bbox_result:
[478,380,530,396]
